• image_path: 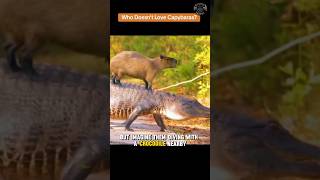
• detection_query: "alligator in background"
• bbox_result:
[0,61,108,180]
[2,57,320,180]
[211,107,320,180]
[110,82,210,131]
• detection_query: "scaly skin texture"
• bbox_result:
[0,62,108,180]
[212,108,320,180]
[110,82,210,131]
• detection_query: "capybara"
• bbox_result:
[0,0,107,76]
[110,51,177,89]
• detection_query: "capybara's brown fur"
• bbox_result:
[110,51,177,89]
[0,0,107,75]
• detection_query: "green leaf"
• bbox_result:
[279,62,294,75]
[295,68,308,82]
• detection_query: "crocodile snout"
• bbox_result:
[190,102,210,119]
[198,105,210,118]
[165,98,210,120]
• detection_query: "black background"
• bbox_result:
[111,0,210,35]
[111,145,210,179]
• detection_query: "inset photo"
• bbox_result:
[110,36,210,146]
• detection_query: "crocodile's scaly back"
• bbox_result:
[110,81,209,131]
[0,62,108,180]
[110,82,161,119]
[110,82,197,119]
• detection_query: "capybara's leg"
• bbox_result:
[111,74,117,84]
[115,71,123,85]
[143,79,149,89]
[4,42,21,72]
[19,30,40,77]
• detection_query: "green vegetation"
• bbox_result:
[214,0,320,144]
[35,44,106,74]
[110,36,210,104]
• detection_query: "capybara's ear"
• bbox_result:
[160,54,165,59]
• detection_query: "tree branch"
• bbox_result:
[157,31,320,91]
[157,71,210,91]
[212,31,320,77]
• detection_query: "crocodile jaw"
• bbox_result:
[162,96,210,120]
[164,109,186,120]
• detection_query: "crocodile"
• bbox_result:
[0,61,108,180]
[211,107,320,180]
[110,82,210,131]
